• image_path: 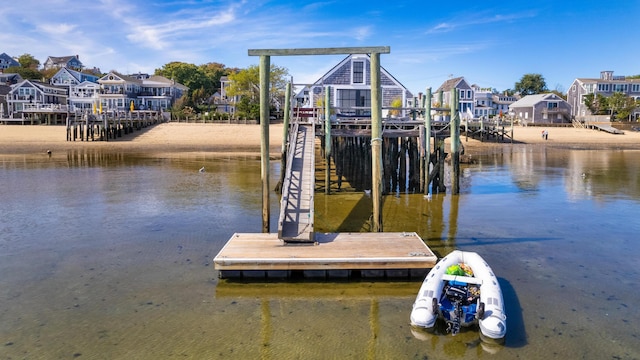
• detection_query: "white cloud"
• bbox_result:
[37,23,77,36]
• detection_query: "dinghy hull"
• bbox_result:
[410,250,506,342]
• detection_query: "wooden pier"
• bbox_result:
[214,47,442,280]
[214,232,437,279]
[66,110,164,142]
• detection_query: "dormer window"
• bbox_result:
[352,61,364,84]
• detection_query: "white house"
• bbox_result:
[50,67,101,112]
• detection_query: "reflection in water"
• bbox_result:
[0,148,639,359]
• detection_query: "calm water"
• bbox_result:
[1,147,639,359]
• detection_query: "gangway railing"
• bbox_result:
[277,121,316,242]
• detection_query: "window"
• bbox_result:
[547,102,558,109]
[467,90,472,99]
[352,61,364,84]
[632,84,640,92]
[613,84,628,93]
[337,89,370,116]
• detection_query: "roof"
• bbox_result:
[311,54,413,97]
[510,93,563,107]
[435,77,465,92]
[144,75,188,90]
[0,84,12,95]
[46,55,79,64]
[0,53,19,67]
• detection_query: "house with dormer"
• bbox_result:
[6,79,68,113]
[295,54,413,118]
[472,85,519,118]
[97,72,142,112]
[49,67,101,112]
[0,53,19,70]
[96,72,187,112]
[138,74,188,110]
[43,55,83,71]
[567,70,640,120]
[433,77,475,119]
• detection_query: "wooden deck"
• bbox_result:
[214,232,437,279]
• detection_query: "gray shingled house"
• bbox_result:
[295,54,413,118]
[509,93,571,124]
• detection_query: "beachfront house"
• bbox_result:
[472,86,519,119]
[509,93,571,124]
[566,70,640,121]
[6,79,67,112]
[138,74,188,111]
[294,54,413,118]
[97,72,141,112]
[96,72,188,112]
[5,79,69,123]
[433,77,474,120]
[50,67,101,112]
[43,55,83,71]
[0,53,20,70]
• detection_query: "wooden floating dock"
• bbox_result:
[214,232,437,280]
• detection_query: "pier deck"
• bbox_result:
[214,232,437,279]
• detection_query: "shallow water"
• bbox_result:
[0,147,639,359]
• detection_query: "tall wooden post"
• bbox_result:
[511,115,514,143]
[259,55,271,233]
[450,89,460,195]
[324,86,331,194]
[276,82,292,194]
[370,52,383,232]
[424,87,432,195]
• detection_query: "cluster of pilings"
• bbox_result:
[328,136,428,194]
[66,111,163,142]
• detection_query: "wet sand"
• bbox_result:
[1,122,640,156]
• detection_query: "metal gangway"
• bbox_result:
[277,121,316,243]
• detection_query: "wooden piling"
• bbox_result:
[370,52,383,232]
[324,86,331,195]
[450,89,460,195]
[424,87,432,195]
[259,55,271,233]
[276,82,292,194]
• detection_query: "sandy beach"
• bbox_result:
[1,122,639,156]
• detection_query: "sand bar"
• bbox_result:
[1,122,639,156]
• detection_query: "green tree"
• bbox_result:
[155,62,212,102]
[225,64,289,119]
[17,54,40,69]
[199,62,235,94]
[3,66,42,80]
[608,92,637,121]
[583,93,609,115]
[514,74,548,95]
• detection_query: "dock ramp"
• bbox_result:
[277,122,315,242]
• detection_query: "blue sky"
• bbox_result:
[1,1,638,95]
